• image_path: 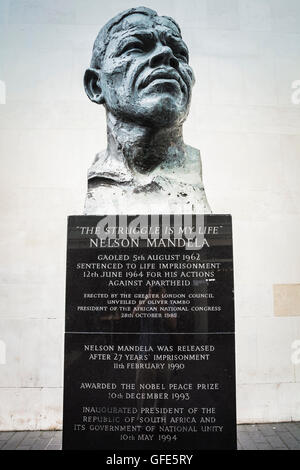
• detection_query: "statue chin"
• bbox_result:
[146,100,186,125]
[109,101,188,128]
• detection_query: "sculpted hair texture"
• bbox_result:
[90,6,182,68]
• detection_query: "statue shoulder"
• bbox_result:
[88,150,108,180]
[185,144,201,163]
[91,150,106,165]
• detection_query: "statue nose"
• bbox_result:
[149,45,179,69]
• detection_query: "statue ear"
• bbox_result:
[84,68,105,104]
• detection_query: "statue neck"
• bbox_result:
[105,111,185,175]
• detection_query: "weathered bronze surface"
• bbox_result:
[84,7,211,214]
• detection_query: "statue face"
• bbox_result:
[97,13,195,127]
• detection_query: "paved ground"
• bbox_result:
[1,423,300,450]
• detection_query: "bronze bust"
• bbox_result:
[84,6,211,214]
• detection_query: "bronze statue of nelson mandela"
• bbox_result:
[84,6,211,214]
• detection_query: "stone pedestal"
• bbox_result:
[63,214,236,450]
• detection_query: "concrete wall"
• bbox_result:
[0,0,300,429]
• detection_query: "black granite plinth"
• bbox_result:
[63,214,236,450]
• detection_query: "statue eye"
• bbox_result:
[121,41,144,54]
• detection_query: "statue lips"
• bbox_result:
[139,68,185,94]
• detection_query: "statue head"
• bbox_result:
[84,6,195,128]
